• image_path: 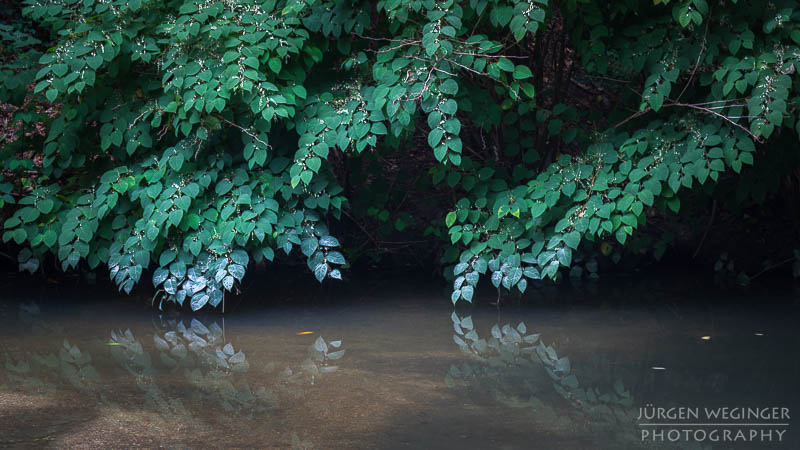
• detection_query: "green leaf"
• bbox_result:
[268,57,282,73]
[637,189,654,207]
[306,157,322,173]
[215,180,233,195]
[461,285,474,301]
[169,154,184,171]
[52,64,68,77]
[37,199,54,214]
[445,211,457,227]
[513,65,533,80]
[301,237,318,256]
[563,231,581,249]
[428,128,444,148]
[530,202,546,219]
[319,236,340,247]
[439,78,458,95]
[314,263,328,282]
[649,94,664,112]
[43,230,57,247]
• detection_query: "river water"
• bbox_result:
[0,275,797,448]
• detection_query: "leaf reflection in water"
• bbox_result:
[1,303,348,447]
[446,313,710,450]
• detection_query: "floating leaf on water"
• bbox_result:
[327,349,345,360]
[296,331,313,335]
[191,318,210,335]
[319,366,338,373]
[223,343,234,355]
[313,336,328,353]
[329,340,341,348]
[491,324,502,339]
[461,316,473,330]
[516,322,527,334]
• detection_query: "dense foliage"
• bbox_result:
[2,0,800,308]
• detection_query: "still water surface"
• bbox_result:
[0,277,798,449]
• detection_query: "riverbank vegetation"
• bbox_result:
[2,0,800,308]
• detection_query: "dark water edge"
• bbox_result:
[0,270,798,449]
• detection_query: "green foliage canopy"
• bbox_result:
[1,0,800,308]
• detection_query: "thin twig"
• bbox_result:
[667,102,763,143]
[693,199,715,259]
[216,115,271,148]
[614,107,650,128]
[750,257,796,280]
[676,20,709,102]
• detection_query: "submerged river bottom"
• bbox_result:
[0,276,798,449]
